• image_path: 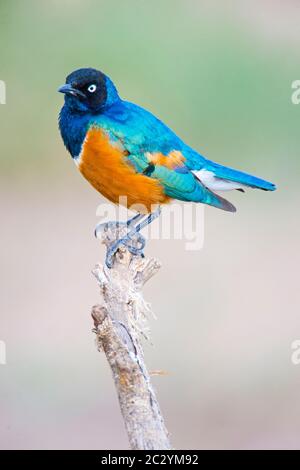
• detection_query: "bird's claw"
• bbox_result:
[96,208,161,268]
[105,232,146,268]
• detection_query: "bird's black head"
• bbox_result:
[58,68,119,113]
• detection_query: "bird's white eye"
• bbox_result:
[87,84,97,93]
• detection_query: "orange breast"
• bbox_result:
[78,128,170,213]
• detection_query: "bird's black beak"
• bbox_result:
[58,84,86,99]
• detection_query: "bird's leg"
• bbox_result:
[127,207,161,236]
[105,207,161,268]
[126,212,144,226]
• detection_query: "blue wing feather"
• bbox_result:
[89,100,275,211]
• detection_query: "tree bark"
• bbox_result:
[91,222,172,450]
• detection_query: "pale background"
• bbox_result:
[0,0,300,449]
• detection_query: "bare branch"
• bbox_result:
[91,223,172,450]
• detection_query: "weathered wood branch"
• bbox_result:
[91,222,172,450]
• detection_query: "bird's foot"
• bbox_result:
[95,216,146,268]
[105,231,146,268]
[95,207,161,269]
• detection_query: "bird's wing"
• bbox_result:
[92,101,275,197]
[89,103,236,212]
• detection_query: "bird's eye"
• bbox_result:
[87,84,97,93]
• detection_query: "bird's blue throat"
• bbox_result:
[59,104,91,158]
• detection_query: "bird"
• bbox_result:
[58,68,276,267]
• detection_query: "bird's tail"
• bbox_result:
[202,186,237,212]
[204,160,276,191]
[192,161,276,213]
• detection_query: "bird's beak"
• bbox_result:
[58,84,86,99]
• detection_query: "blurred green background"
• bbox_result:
[1,0,300,450]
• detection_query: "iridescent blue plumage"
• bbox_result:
[91,97,275,210]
